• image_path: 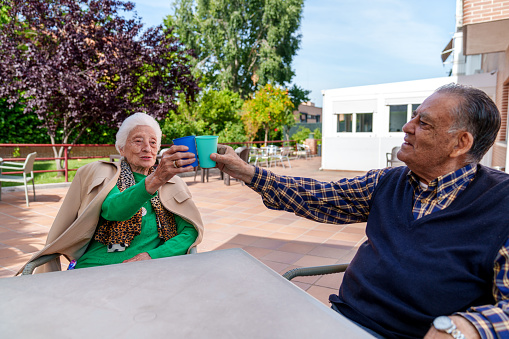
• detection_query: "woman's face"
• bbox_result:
[120,125,158,175]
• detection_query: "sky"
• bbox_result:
[127,0,458,107]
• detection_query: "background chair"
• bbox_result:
[283,263,349,281]
[271,146,292,168]
[295,143,311,160]
[386,146,404,167]
[0,152,37,207]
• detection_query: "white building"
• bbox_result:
[321,73,497,172]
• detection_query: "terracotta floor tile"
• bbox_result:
[293,255,338,267]
[234,219,262,228]
[278,241,317,254]
[226,234,259,246]
[259,259,290,274]
[315,273,344,289]
[241,228,275,237]
[278,226,309,235]
[342,226,367,235]
[247,215,274,222]
[261,250,305,265]
[268,232,300,241]
[241,246,272,259]
[202,230,234,242]
[250,237,287,250]
[304,229,336,239]
[330,232,366,242]
[255,223,285,232]
[307,285,337,305]
[292,281,312,291]
[307,245,352,259]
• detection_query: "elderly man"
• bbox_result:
[211,83,509,339]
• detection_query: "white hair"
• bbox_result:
[115,112,162,153]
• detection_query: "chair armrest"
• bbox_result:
[22,253,60,275]
[0,164,24,170]
[283,263,349,281]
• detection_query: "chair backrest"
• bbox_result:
[391,146,401,160]
[280,146,292,156]
[238,148,250,163]
[24,152,37,174]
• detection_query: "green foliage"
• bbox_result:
[291,126,311,144]
[313,128,322,145]
[288,84,311,110]
[0,4,9,25]
[167,0,304,97]
[241,84,294,143]
[0,99,49,143]
[162,89,246,143]
[218,121,248,145]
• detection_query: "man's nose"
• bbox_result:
[402,117,415,134]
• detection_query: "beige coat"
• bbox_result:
[17,161,204,275]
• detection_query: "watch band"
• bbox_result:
[433,316,466,339]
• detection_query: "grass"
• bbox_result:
[0,158,108,187]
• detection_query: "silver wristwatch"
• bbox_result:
[433,316,466,339]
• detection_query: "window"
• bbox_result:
[300,113,308,123]
[315,115,320,123]
[389,105,407,132]
[356,113,373,132]
[389,104,421,132]
[337,114,352,132]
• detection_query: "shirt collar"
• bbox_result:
[407,163,477,198]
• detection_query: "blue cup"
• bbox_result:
[172,136,199,168]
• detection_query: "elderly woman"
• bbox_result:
[18,113,203,274]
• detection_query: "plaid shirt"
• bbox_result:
[248,164,509,338]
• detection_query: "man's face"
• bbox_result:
[397,92,463,183]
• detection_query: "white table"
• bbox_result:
[0,248,373,338]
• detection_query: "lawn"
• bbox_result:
[0,158,109,187]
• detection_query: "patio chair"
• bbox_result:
[295,143,311,160]
[386,146,404,167]
[21,246,198,275]
[283,262,349,281]
[270,146,292,168]
[254,147,270,167]
[0,152,37,207]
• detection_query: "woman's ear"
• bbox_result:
[451,131,474,158]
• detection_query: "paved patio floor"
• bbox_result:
[0,156,367,306]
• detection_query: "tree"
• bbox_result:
[0,0,199,171]
[166,0,304,97]
[241,84,294,144]
[161,88,247,145]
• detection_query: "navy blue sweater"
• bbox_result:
[330,165,509,339]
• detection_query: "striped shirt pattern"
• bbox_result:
[248,164,509,338]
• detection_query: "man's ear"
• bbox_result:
[451,131,474,158]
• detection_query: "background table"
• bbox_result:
[0,248,373,338]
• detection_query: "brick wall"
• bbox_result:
[464,0,509,25]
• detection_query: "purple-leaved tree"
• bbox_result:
[0,0,199,172]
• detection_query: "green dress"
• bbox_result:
[75,172,198,269]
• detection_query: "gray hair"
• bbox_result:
[436,83,501,164]
[115,112,162,153]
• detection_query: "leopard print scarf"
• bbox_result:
[94,160,178,252]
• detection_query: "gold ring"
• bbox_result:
[173,160,180,169]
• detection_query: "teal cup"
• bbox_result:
[172,136,199,168]
[196,135,219,168]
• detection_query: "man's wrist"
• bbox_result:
[433,316,465,339]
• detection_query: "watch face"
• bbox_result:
[433,316,453,331]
